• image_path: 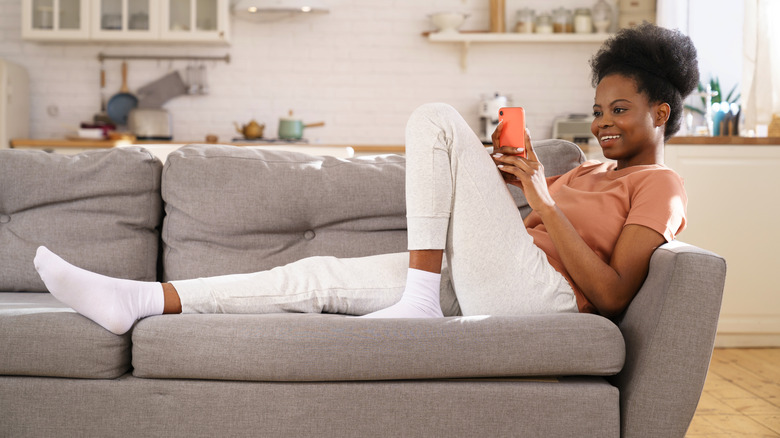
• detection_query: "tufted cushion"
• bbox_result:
[161,145,408,281]
[160,141,584,280]
[0,147,163,291]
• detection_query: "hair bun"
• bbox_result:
[592,23,699,98]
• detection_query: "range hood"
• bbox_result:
[232,0,329,18]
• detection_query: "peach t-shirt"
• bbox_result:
[524,161,687,314]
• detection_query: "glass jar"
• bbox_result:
[552,7,572,33]
[574,8,593,33]
[592,0,613,33]
[514,7,535,34]
[535,12,553,34]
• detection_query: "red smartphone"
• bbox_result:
[498,107,527,158]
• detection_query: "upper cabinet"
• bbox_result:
[21,0,230,43]
[22,0,90,40]
[91,0,159,41]
[160,0,229,42]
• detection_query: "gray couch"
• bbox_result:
[0,142,726,437]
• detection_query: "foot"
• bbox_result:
[361,268,444,319]
[33,246,164,335]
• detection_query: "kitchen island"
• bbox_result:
[665,136,780,347]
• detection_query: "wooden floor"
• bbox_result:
[686,348,780,437]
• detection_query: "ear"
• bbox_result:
[655,102,671,127]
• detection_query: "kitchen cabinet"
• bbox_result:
[160,0,229,43]
[427,32,611,71]
[665,137,780,347]
[22,0,91,41]
[90,0,159,41]
[22,0,229,43]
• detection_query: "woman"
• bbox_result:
[34,24,698,335]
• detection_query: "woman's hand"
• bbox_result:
[491,126,556,214]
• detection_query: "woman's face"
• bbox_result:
[591,74,668,168]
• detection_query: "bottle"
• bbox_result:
[553,7,571,33]
[592,0,612,33]
[535,12,553,34]
[514,8,535,34]
[574,8,593,33]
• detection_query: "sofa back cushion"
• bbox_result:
[161,145,408,281]
[161,141,584,281]
[0,147,163,291]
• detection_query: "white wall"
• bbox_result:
[0,0,609,145]
[687,0,743,99]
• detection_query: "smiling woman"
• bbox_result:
[34,24,699,336]
[591,74,670,169]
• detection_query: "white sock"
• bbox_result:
[33,246,164,335]
[361,268,444,319]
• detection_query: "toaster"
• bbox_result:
[552,114,594,145]
[128,108,173,140]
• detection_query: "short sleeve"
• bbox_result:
[625,170,687,242]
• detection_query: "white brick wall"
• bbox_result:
[0,0,610,145]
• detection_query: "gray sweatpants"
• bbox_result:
[172,103,577,317]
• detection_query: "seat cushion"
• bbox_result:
[160,145,408,281]
[0,293,132,379]
[131,312,625,381]
[0,147,163,291]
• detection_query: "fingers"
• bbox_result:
[525,128,538,162]
[491,121,504,148]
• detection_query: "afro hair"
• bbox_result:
[589,23,699,141]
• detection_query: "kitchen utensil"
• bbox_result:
[429,12,468,34]
[80,121,114,138]
[136,71,188,108]
[278,111,325,140]
[128,108,172,140]
[234,120,265,139]
[186,64,200,95]
[199,64,209,95]
[93,61,113,124]
[489,0,505,32]
[76,128,105,139]
[106,61,138,125]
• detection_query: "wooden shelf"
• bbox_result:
[426,31,611,71]
[427,32,611,43]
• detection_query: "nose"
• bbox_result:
[599,113,613,128]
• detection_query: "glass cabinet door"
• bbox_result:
[23,0,90,39]
[162,0,228,42]
[91,0,158,40]
[60,0,82,29]
[196,0,217,32]
[31,0,55,30]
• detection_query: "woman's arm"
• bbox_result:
[534,208,664,317]
[492,129,665,317]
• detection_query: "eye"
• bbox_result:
[592,110,602,117]
[613,107,627,114]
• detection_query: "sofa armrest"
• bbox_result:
[609,241,726,438]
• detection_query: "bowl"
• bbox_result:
[76,128,105,139]
[429,12,468,34]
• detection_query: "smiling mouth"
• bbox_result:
[600,135,620,142]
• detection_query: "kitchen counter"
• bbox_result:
[668,136,780,145]
[665,140,780,347]
[9,138,406,157]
